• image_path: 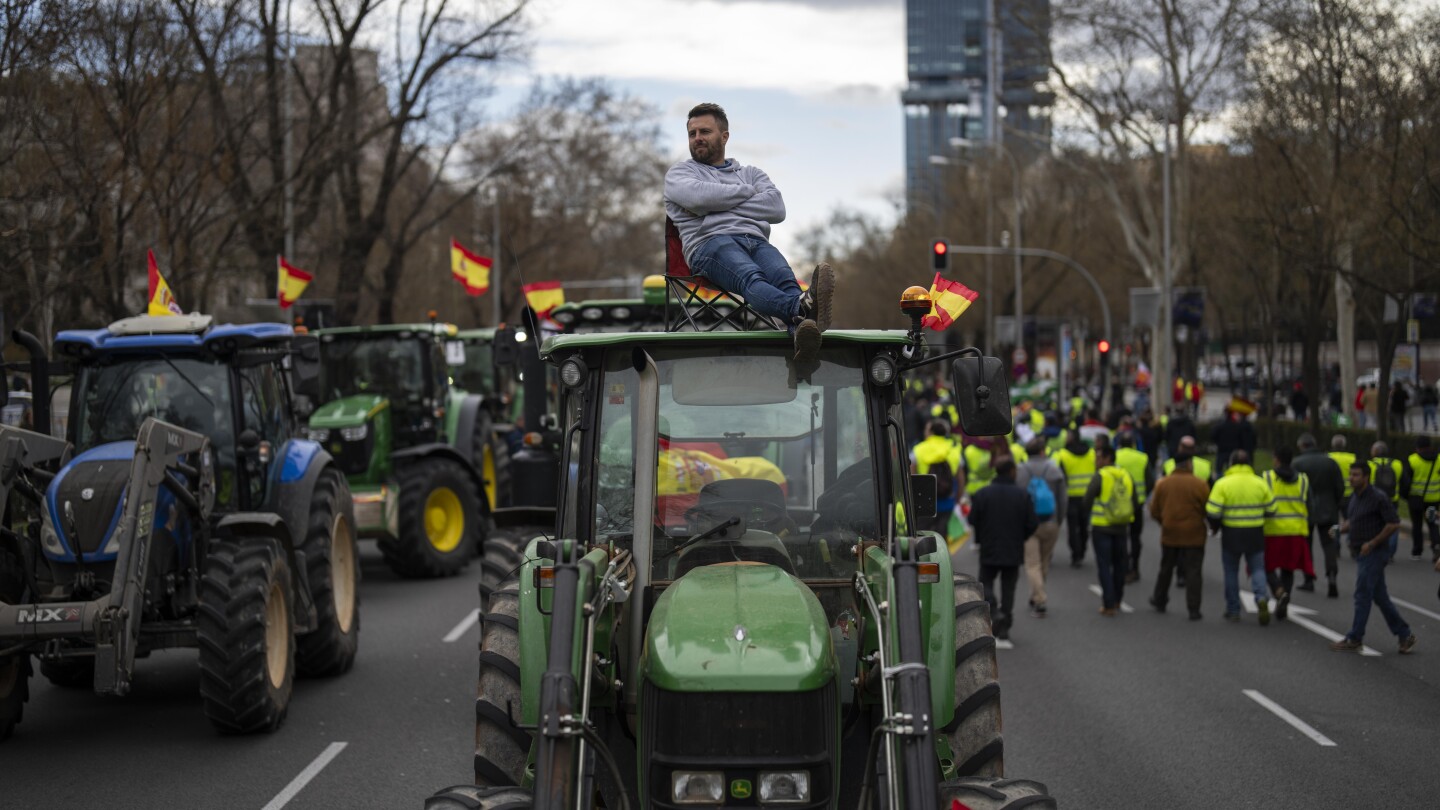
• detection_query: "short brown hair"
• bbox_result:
[687,102,729,131]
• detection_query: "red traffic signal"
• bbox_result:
[931,239,949,271]
[1097,339,1112,354]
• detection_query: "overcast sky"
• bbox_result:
[496,0,908,258]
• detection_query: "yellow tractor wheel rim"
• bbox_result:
[331,513,357,633]
[264,577,289,689]
[482,444,498,511]
[424,486,465,553]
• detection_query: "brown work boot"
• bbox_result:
[793,319,822,365]
[798,263,835,332]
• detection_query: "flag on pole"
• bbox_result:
[277,256,312,310]
[920,272,978,331]
[147,250,183,316]
[523,281,565,318]
[450,239,492,296]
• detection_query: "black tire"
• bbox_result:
[198,537,295,734]
[381,459,481,578]
[40,658,95,689]
[943,573,1004,778]
[475,420,513,512]
[296,467,360,677]
[939,777,1057,809]
[0,545,31,741]
[474,575,532,786]
[478,529,528,614]
[427,785,532,810]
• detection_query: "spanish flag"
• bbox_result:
[1226,395,1257,416]
[147,250,183,316]
[451,239,491,296]
[523,281,565,318]
[920,272,978,331]
[277,256,312,310]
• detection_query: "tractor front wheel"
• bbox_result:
[39,658,95,689]
[943,573,1004,778]
[383,459,481,578]
[473,574,531,786]
[938,777,1057,809]
[296,467,360,677]
[198,537,295,734]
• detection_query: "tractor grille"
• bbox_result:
[53,460,130,554]
[642,682,834,808]
[328,431,375,476]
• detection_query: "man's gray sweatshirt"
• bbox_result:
[664,158,786,266]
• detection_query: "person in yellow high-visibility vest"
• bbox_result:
[1115,432,1153,583]
[911,420,965,537]
[1085,444,1140,616]
[1328,434,1357,506]
[1366,440,1404,508]
[1262,446,1313,621]
[1056,432,1097,568]
[1401,436,1440,560]
[1206,450,1276,624]
[1163,436,1213,482]
[964,438,996,496]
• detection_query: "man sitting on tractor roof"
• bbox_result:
[664,102,836,363]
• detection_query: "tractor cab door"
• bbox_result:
[237,359,293,509]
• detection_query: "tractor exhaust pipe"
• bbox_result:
[13,330,51,437]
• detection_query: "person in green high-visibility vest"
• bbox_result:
[1262,446,1314,622]
[1115,432,1153,584]
[1085,444,1140,616]
[1401,436,1440,561]
[1206,450,1276,625]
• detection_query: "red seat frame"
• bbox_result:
[663,217,786,332]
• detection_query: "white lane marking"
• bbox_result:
[262,741,348,810]
[1087,585,1134,613]
[1243,690,1337,747]
[995,639,1014,650]
[1284,612,1382,656]
[443,608,481,643]
[1391,596,1440,623]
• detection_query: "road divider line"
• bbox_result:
[1243,690,1336,747]
[1391,596,1440,623]
[1087,585,1134,613]
[995,639,1014,650]
[262,741,348,810]
[1285,613,1382,656]
[443,608,481,643]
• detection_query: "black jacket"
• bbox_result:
[969,476,1039,567]
[1294,448,1344,525]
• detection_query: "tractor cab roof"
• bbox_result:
[55,314,294,360]
[315,322,458,340]
[540,328,912,359]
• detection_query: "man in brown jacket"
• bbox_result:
[1148,454,1212,620]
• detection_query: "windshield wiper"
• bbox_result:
[655,517,740,564]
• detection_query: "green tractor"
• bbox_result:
[306,322,509,578]
[428,288,1056,808]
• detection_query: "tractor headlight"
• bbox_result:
[581,307,604,321]
[308,428,331,442]
[41,519,66,558]
[340,425,369,441]
[560,357,588,389]
[671,771,724,804]
[868,355,897,386]
[758,771,811,804]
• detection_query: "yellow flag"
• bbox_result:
[921,272,978,331]
[147,250,183,316]
[277,256,312,310]
[523,281,565,317]
[450,239,491,296]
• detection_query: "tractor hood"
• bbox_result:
[643,563,835,692]
[309,394,388,429]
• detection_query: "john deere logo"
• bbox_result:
[730,779,752,800]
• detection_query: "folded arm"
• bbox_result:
[664,164,754,215]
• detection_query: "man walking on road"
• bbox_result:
[1086,445,1140,616]
[1401,436,1439,561]
[1016,436,1067,618]
[1206,450,1275,625]
[1329,435,1357,508]
[1262,446,1313,621]
[1331,463,1416,654]
[1056,432,1096,568]
[1294,433,1346,598]
[1116,431,1154,583]
[1163,435,1212,482]
[1148,454,1211,620]
[969,457,1039,641]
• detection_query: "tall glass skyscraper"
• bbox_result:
[902,0,1052,203]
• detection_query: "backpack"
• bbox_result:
[1098,468,1135,524]
[928,457,957,501]
[1026,473,1056,518]
[1371,459,1398,500]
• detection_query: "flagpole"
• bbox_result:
[491,186,502,326]
[283,0,295,264]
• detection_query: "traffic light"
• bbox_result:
[1097,339,1112,365]
[931,239,949,272]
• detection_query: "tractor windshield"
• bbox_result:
[318,335,427,401]
[591,346,876,584]
[452,340,494,394]
[74,357,234,465]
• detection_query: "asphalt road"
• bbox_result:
[4,522,1439,809]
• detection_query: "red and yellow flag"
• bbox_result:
[451,239,492,296]
[277,256,312,310]
[523,281,565,318]
[920,272,978,331]
[147,250,183,316]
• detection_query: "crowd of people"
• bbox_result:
[906,381,1440,653]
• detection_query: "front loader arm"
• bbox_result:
[0,424,70,525]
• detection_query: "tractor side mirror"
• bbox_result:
[909,473,938,520]
[950,355,1013,437]
[290,335,322,400]
[492,326,520,367]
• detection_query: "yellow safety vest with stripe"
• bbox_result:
[1056,446,1096,498]
[1367,457,1403,504]
[1116,447,1150,500]
[914,436,962,495]
[1408,453,1440,503]
[964,445,993,495]
[1261,470,1310,537]
[1091,466,1136,526]
[1163,455,1212,482]
[1205,464,1274,529]
[1329,451,1356,497]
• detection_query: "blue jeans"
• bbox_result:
[1221,547,1268,616]
[1347,544,1411,642]
[1092,527,1128,609]
[690,234,801,321]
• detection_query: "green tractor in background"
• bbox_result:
[428,287,1057,809]
[306,322,512,578]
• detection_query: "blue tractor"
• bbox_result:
[0,314,359,739]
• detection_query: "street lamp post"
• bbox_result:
[952,137,1022,355]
